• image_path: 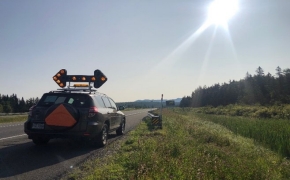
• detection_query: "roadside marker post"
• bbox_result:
[151,116,161,126]
[160,94,163,116]
[148,113,162,129]
[159,94,163,129]
[148,94,163,129]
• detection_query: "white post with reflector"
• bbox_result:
[160,94,163,128]
[160,94,163,116]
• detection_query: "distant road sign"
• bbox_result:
[166,100,175,107]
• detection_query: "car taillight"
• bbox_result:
[28,105,36,116]
[88,106,98,117]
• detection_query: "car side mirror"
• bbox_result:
[118,106,125,111]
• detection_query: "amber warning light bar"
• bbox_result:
[53,69,107,88]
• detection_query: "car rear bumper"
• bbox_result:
[24,121,103,139]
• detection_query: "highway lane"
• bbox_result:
[0,123,25,141]
[0,109,151,180]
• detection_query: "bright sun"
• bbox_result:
[207,0,239,26]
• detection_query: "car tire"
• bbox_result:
[32,137,50,145]
[116,119,125,135]
[96,124,108,147]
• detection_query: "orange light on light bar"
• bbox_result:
[74,84,89,87]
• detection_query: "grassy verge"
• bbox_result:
[0,115,27,124]
[65,108,290,180]
[192,112,290,157]
[190,105,290,157]
[194,104,290,119]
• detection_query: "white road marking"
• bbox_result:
[0,124,22,128]
[0,134,27,141]
[125,111,148,117]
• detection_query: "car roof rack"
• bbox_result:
[49,85,98,94]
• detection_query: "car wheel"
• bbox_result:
[32,137,50,145]
[116,119,125,135]
[96,124,108,147]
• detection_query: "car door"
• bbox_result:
[101,97,118,129]
[108,98,121,128]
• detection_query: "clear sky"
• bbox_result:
[1,0,290,102]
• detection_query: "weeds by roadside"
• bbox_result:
[0,115,27,123]
[193,104,290,119]
[65,108,290,180]
[193,112,290,158]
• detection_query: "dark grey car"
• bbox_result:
[24,90,125,147]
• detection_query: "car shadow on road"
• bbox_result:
[0,137,114,179]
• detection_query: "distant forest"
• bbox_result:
[180,66,290,107]
[0,94,39,113]
[2,66,289,113]
[0,95,164,113]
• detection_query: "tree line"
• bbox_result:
[0,94,39,113]
[180,66,290,107]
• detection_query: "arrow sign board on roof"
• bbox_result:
[52,69,107,88]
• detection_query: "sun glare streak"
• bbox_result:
[197,26,218,86]
[150,22,211,73]
[147,0,239,81]
[223,24,242,70]
[223,24,238,60]
[164,22,210,61]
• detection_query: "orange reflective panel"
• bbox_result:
[45,104,77,127]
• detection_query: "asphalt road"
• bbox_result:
[0,109,151,180]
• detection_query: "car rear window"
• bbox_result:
[38,94,91,108]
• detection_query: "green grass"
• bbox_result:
[189,104,290,157]
[194,104,290,119]
[0,115,27,123]
[65,108,290,180]
[193,112,290,158]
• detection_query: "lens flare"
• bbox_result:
[207,0,239,26]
